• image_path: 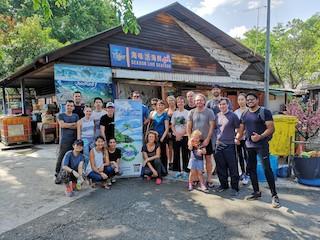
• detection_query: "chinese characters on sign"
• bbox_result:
[109,44,172,71]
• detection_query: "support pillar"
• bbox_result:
[2,87,7,114]
[20,79,26,114]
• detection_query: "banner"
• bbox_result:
[54,64,113,106]
[115,99,143,177]
[110,44,172,71]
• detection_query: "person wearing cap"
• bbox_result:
[59,139,85,197]
[100,102,115,142]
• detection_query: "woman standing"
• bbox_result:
[150,100,169,174]
[165,95,176,170]
[141,131,164,184]
[77,106,95,170]
[234,93,249,185]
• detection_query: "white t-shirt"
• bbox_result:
[171,109,189,136]
[91,110,107,137]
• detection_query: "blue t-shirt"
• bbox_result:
[240,107,273,148]
[216,111,240,144]
[62,150,84,170]
[152,112,169,137]
[58,113,79,144]
[142,104,149,122]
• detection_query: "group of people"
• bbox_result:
[54,86,280,208]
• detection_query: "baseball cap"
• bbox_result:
[212,84,220,89]
[73,139,84,146]
[106,102,115,108]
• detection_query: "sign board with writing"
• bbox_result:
[114,99,143,177]
[54,64,113,106]
[110,44,172,71]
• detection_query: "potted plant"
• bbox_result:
[286,99,320,186]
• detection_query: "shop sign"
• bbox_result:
[110,44,172,71]
[114,99,143,177]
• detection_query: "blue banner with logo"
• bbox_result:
[54,64,113,107]
[115,99,143,177]
[110,44,172,71]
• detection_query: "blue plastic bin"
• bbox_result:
[257,154,278,182]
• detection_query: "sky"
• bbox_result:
[133,0,320,38]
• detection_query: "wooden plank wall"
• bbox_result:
[60,13,229,76]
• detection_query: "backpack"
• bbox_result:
[242,107,273,141]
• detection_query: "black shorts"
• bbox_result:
[201,140,213,155]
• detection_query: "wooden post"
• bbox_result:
[2,87,7,114]
[20,79,26,114]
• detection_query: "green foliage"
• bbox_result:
[0,15,64,78]
[32,0,139,36]
[241,13,320,88]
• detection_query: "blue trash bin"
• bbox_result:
[257,154,278,182]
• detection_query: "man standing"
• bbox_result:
[91,97,107,138]
[185,91,196,111]
[132,91,149,133]
[55,100,79,183]
[214,98,240,196]
[100,102,115,142]
[72,91,85,119]
[187,94,215,187]
[206,84,232,115]
[236,92,280,208]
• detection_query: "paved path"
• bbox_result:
[0,144,320,239]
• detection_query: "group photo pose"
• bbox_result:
[54,89,280,208]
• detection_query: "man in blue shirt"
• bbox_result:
[55,100,79,184]
[60,139,84,197]
[236,92,280,208]
[214,98,240,196]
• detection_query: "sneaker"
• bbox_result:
[169,163,173,171]
[230,189,239,197]
[188,183,193,191]
[65,186,74,197]
[106,178,112,186]
[246,191,262,201]
[207,181,215,188]
[272,195,281,208]
[55,177,62,185]
[76,179,82,191]
[215,185,227,193]
[239,173,245,181]
[155,178,162,185]
[111,177,116,183]
[182,172,189,180]
[175,172,182,178]
[200,184,209,193]
[242,175,249,185]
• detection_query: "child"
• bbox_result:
[187,130,208,193]
[59,139,85,197]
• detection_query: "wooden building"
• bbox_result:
[0,2,279,113]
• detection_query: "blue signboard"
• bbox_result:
[110,44,172,71]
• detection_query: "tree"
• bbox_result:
[33,0,140,35]
[0,15,65,78]
[241,14,320,89]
